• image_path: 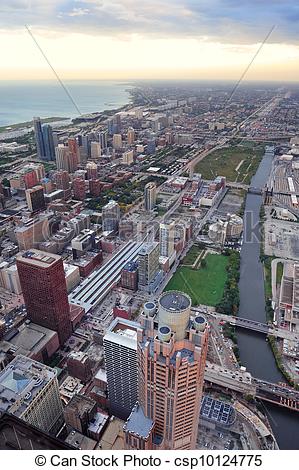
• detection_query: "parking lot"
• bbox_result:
[264,218,299,260]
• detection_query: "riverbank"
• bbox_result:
[237,146,299,449]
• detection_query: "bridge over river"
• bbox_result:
[204,362,299,412]
[191,308,299,342]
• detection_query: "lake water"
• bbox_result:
[0,80,132,126]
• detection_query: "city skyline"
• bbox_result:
[0,1,299,81]
[1,1,299,453]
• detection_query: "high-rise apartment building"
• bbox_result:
[99,130,108,151]
[22,168,39,189]
[89,179,102,197]
[33,117,45,160]
[80,135,90,159]
[104,317,139,420]
[127,127,135,145]
[159,221,175,258]
[144,182,156,211]
[115,114,121,133]
[67,138,79,169]
[121,261,138,291]
[15,216,50,250]
[42,124,55,161]
[124,291,209,450]
[0,355,64,435]
[25,185,45,212]
[90,141,101,159]
[138,242,160,291]
[86,162,98,180]
[55,144,77,173]
[147,138,156,155]
[122,150,134,165]
[102,200,120,232]
[16,249,72,345]
[73,177,86,201]
[54,170,70,190]
[112,134,123,150]
[55,145,70,171]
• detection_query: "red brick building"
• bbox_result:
[73,177,86,201]
[16,249,72,345]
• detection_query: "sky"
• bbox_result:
[0,0,299,81]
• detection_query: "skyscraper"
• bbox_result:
[127,127,135,145]
[159,221,175,258]
[42,124,55,161]
[147,138,156,155]
[90,141,101,159]
[124,291,209,450]
[138,242,160,292]
[99,130,108,151]
[144,182,156,211]
[33,117,45,160]
[16,249,72,345]
[54,170,70,190]
[102,200,120,232]
[104,317,139,420]
[55,144,77,173]
[112,134,123,150]
[25,185,46,212]
[115,113,122,133]
[0,355,64,435]
[55,145,70,171]
[67,138,79,172]
[86,162,98,180]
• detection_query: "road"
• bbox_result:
[198,309,299,341]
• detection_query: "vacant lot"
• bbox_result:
[164,253,228,306]
[195,142,265,183]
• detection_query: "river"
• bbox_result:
[237,146,299,449]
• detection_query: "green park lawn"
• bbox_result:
[194,142,265,184]
[164,253,228,306]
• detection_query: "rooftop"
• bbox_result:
[139,242,159,256]
[0,355,56,417]
[65,394,95,416]
[200,395,235,427]
[17,249,60,268]
[97,417,125,450]
[123,402,154,439]
[159,291,191,312]
[104,317,140,350]
[65,430,97,450]
[88,411,108,435]
[1,322,58,357]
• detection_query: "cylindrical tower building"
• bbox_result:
[158,291,191,340]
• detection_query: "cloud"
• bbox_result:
[0,0,298,44]
[68,7,90,16]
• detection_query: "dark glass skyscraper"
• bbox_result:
[42,124,55,161]
[33,117,45,159]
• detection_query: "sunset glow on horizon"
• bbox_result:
[1,1,299,82]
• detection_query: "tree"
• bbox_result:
[201,259,207,269]
[2,178,10,187]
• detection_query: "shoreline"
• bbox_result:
[0,81,135,133]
